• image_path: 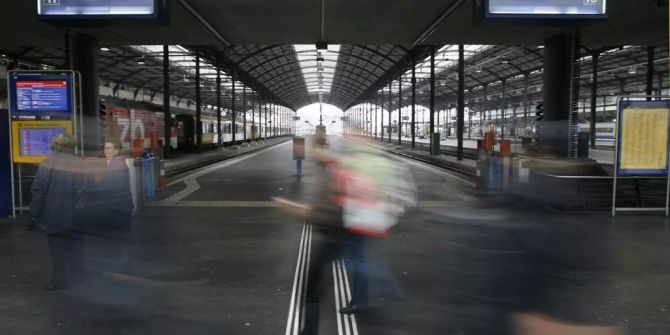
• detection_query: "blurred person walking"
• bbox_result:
[82,138,134,274]
[30,134,86,291]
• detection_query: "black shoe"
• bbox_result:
[43,283,68,291]
[339,304,367,315]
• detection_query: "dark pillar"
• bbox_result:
[542,33,577,157]
[457,44,465,160]
[590,52,599,148]
[231,77,236,143]
[375,98,379,139]
[242,86,247,141]
[251,92,255,140]
[195,49,202,148]
[388,82,392,143]
[523,74,529,127]
[398,74,402,145]
[68,33,100,153]
[411,52,416,149]
[163,45,172,156]
[216,55,222,147]
[264,97,268,139]
[430,46,436,154]
[647,46,655,100]
[500,79,506,140]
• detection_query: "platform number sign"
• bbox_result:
[44,0,60,5]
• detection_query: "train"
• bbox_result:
[103,97,287,154]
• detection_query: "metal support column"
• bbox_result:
[216,55,222,147]
[457,44,465,160]
[242,86,247,141]
[163,45,172,157]
[398,74,402,145]
[430,46,436,154]
[647,46,655,101]
[195,49,202,149]
[69,33,101,154]
[411,52,416,149]
[500,79,506,140]
[590,52,599,148]
[232,77,236,143]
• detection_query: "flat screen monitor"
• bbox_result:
[19,127,67,157]
[11,120,74,164]
[483,0,607,20]
[37,0,167,21]
[8,71,74,119]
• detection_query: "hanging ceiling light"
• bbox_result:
[628,65,637,75]
[136,55,146,65]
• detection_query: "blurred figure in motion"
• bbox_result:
[297,148,347,335]
[336,143,416,314]
[81,138,134,275]
[30,134,86,291]
[430,203,621,335]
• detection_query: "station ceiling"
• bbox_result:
[0,0,667,111]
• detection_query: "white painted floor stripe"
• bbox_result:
[285,223,312,335]
[333,259,360,335]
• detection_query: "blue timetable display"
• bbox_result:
[9,72,73,119]
[16,81,69,111]
[19,127,66,157]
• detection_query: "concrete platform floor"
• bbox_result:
[0,135,668,334]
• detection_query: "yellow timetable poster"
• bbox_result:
[620,108,669,171]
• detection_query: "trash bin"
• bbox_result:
[126,158,143,212]
[431,133,441,155]
[142,152,156,199]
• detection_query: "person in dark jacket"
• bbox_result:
[30,134,86,291]
[84,138,134,274]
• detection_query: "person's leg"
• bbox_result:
[46,233,69,289]
[350,236,370,307]
[301,238,342,335]
[69,229,86,284]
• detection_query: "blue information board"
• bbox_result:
[8,72,74,119]
[38,0,157,16]
[19,127,67,157]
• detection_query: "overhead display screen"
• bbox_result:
[485,0,607,19]
[38,0,157,16]
[8,72,73,119]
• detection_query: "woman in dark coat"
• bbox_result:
[30,134,86,291]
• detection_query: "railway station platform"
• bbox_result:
[1,135,669,335]
[164,137,293,176]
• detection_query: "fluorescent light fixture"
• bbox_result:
[100,47,111,51]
